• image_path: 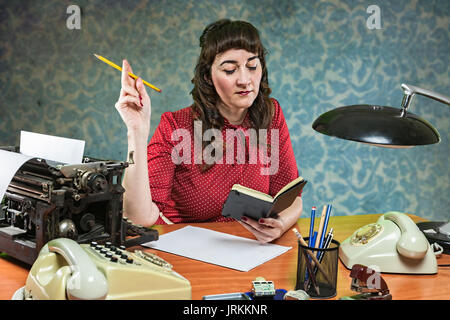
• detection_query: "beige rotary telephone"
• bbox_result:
[339,212,437,274]
[15,238,191,300]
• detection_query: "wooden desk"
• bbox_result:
[0,214,449,300]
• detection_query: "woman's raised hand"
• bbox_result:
[115,59,151,139]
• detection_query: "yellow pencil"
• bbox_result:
[93,54,162,93]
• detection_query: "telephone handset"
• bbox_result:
[45,238,108,300]
[339,212,437,274]
[23,238,108,300]
[20,238,191,300]
[382,212,428,259]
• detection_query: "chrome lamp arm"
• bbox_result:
[401,83,450,112]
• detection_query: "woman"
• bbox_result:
[115,19,303,243]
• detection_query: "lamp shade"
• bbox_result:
[312,104,441,147]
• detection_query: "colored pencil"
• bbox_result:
[314,205,328,250]
[308,206,316,246]
[317,204,332,250]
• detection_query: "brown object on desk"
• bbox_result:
[0,214,449,300]
[345,264,392,300]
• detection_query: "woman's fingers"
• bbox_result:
[120,83,140,98]
[238,221,271,243]
[115,95,141,110]
[114,59,151,138]
[119,60,149,109]
[238,217,283,243]
[120,60,140,98]
[121,59,135,87]
[258,217,283,229]
[135,77,150,105]
[119,59,146,109]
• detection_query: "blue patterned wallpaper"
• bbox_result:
[0,0,448,221]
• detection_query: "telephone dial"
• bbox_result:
[14,238,191,300]
[339,212,437,274]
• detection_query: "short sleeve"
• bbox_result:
[268,98,301,197]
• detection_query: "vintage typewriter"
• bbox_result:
[0,146,158,265]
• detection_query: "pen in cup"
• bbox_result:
[304,228,334,290]
[317,204,332,251]
[314,205,327,251]
[308,206,316,246]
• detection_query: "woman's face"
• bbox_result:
[210,49,262,113]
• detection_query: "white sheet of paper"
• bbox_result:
[143,225,292,272]
[20,131,85,164]
[0,149,34,203]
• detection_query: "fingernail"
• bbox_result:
[241,216,247,222]
[259,219,265,224]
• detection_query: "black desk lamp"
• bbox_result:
[312,83,450,148]
[312,83,450,255]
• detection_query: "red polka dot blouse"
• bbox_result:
[147,98,300,224]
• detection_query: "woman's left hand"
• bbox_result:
[238,216,286,243]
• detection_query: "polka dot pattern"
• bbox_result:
[147,98,300,224]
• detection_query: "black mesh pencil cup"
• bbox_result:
[295,237,340,299]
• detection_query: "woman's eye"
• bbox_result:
[247,66,257,71]
[224,69,235,75]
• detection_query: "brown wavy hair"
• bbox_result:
[190,19,274,171]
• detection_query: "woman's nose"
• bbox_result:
[236,68,251,86]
